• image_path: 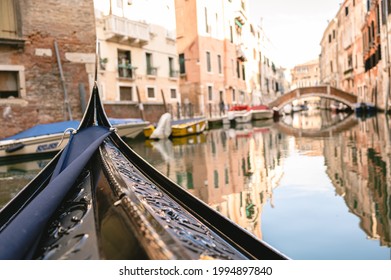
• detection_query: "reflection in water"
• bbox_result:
[324,114,391,250]
[1,110,390,259]
[125,111,391,259]
[0,159,51,208]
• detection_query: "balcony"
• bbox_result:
[343,68,353,79]
[236,45,246,62]
[118,64,137,80]
[169,70,179,79]
[104,15,150,46]
[146,67,158,76]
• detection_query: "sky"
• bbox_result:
[248,0,343,69]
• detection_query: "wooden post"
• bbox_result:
[136,86,146,120]
[161,89,168,113]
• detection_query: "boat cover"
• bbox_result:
[2,118,143,141]
[0,126,112,259]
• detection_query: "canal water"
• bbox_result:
[1,110,390,260]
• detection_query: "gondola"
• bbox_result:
[0,80,288,260]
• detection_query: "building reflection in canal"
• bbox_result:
[323,114,391,249]
[1,110,390,259]
[126,111,391,259]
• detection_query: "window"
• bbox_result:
[208,85,213,101]
[116,0,123,8]
[0,71,18,98]
[170,88,177,99]
[168,57,177,77]
[0,65,25,100]
[230,25,233,43]
[265,78,269,92]
[214,170,219,188]
[118,49,134,79]
[347,54,353,69]
[147,87,155,98]
[0,0,19,39]
[242,64,246,80]
[206,51,211,72]
[217,54,222,74]
[345,6,349,16]
[205,7,209,33]
[236,61,240,78]
[146,52,157,75]
[119,86,133,101]
[232,88,236,102]
[179,53,186,74]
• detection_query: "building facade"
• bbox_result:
[174,0,285,118]
[94,0,181,122]
[320,18,339,88]
[319,0,391,111]
[290,59,320,89]
[0,0,96,138]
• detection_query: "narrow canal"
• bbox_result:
[1,110,390,260]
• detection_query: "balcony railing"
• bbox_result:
[118,64,137,79]
[147,67,158,76]
[104,15,150,46]
[169,70,179,78]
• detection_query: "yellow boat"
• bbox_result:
[171,117,207,137]
[144,117,207,138]
[143,124,155,138]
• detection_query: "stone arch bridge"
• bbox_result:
[268,86,357,110]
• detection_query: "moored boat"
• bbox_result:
[227,105,252,124]
[250,105,274,120]
[144,115,207,139]
[354,102,377,117]
[0,82,288,260]
[0,118,149,162]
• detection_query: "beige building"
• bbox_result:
[320,18,339,88]
[290,59,320,89]
[319,0,391,111]
[94,0,181,121]
[336,0,366,99]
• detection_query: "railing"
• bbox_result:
[147,67,158,76]
[169,70,179,78]
[118,64,137,79]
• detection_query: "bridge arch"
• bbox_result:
[268,86,358,110]
[274,113,359,138]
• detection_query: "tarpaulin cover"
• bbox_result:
[2,118,142,141]
[0,126,111,259]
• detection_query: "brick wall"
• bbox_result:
[0,0,96,139]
